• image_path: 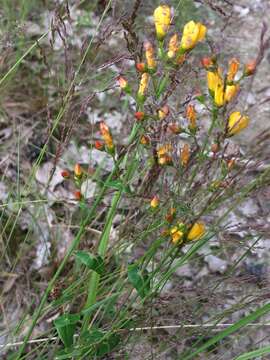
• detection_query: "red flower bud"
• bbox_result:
[136,62,147,73]
[135,111,145,121]
[74,190,82,200]
[95,140,104,151]
[244,60,257,76]
[61,170,70,179]
[201,57,213,69]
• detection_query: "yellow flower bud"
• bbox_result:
[227,111,249,136]
[187,222,205,241]
[153,5,171,41]
[74,163,82,178]
[167,33,179,59]
[138,73,150,99]
[144,41,156,71]
[227,58,240,83]
[207,71,219,93]
[180,21,207,51]
[224,84,239,103]
[180,144,190,167]
[158,104,170,120]
[150,195,159,208]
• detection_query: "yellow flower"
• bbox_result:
[167,33,179,58]
[153,5,171,41]
[180,144,190,167]
[187,222,205,241]
[227,58,240,83]
[144,41,156,71]
[227,111,249,136]
[180,21,207,51]
[171,226,184,245]
[138,73,150,98]
[150,195,159,208]
[186,104,196,130]
[224,84,239,103]
[214,74,225,107]
[207,71,219,93]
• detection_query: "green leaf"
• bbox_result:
[54,313,80,348]
[81,293,120,316]
[105,179,132,194]
[196,95,206,104]
[75,251,105,275]
[80,328,120,358]
[235,344,270,360]
[128,264,150,299]
[156,75,169,99]
[55,347,82,360]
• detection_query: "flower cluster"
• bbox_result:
[106,4,255,248]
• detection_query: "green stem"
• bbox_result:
[81,124,140,332]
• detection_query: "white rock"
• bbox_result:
[205,255,228,274]
[35,162,63,190]
[238,198,259,217]
[175,263,193,278]
[81,179,96,199]
[233,5,250,17]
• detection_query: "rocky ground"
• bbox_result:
[0,0,270,358]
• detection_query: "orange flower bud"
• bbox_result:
[150,195,159,208]
[168,123,182,134]
[138,73,150,100]
[201,57,213,69]
[186,104,196,130]
[227,58,240,83]
[244,60,257,76]
[95,140,104,151]
[158,104,170,120]
[180,144,190,167]
[167,33,179,59]
[74,163,82,178]
[135,111,145,121]
[227,158,235,170]
[161,228,170,237]
[144,41,156,71]
[117,76,128,90]
[100,121,114,151]
[211,143,219,153]
[74,190,82,201]
[176,54,186,65]
[136,62,147,73]
[140,135,150,145]
[61,170,70,179]
[165,207,176,223]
